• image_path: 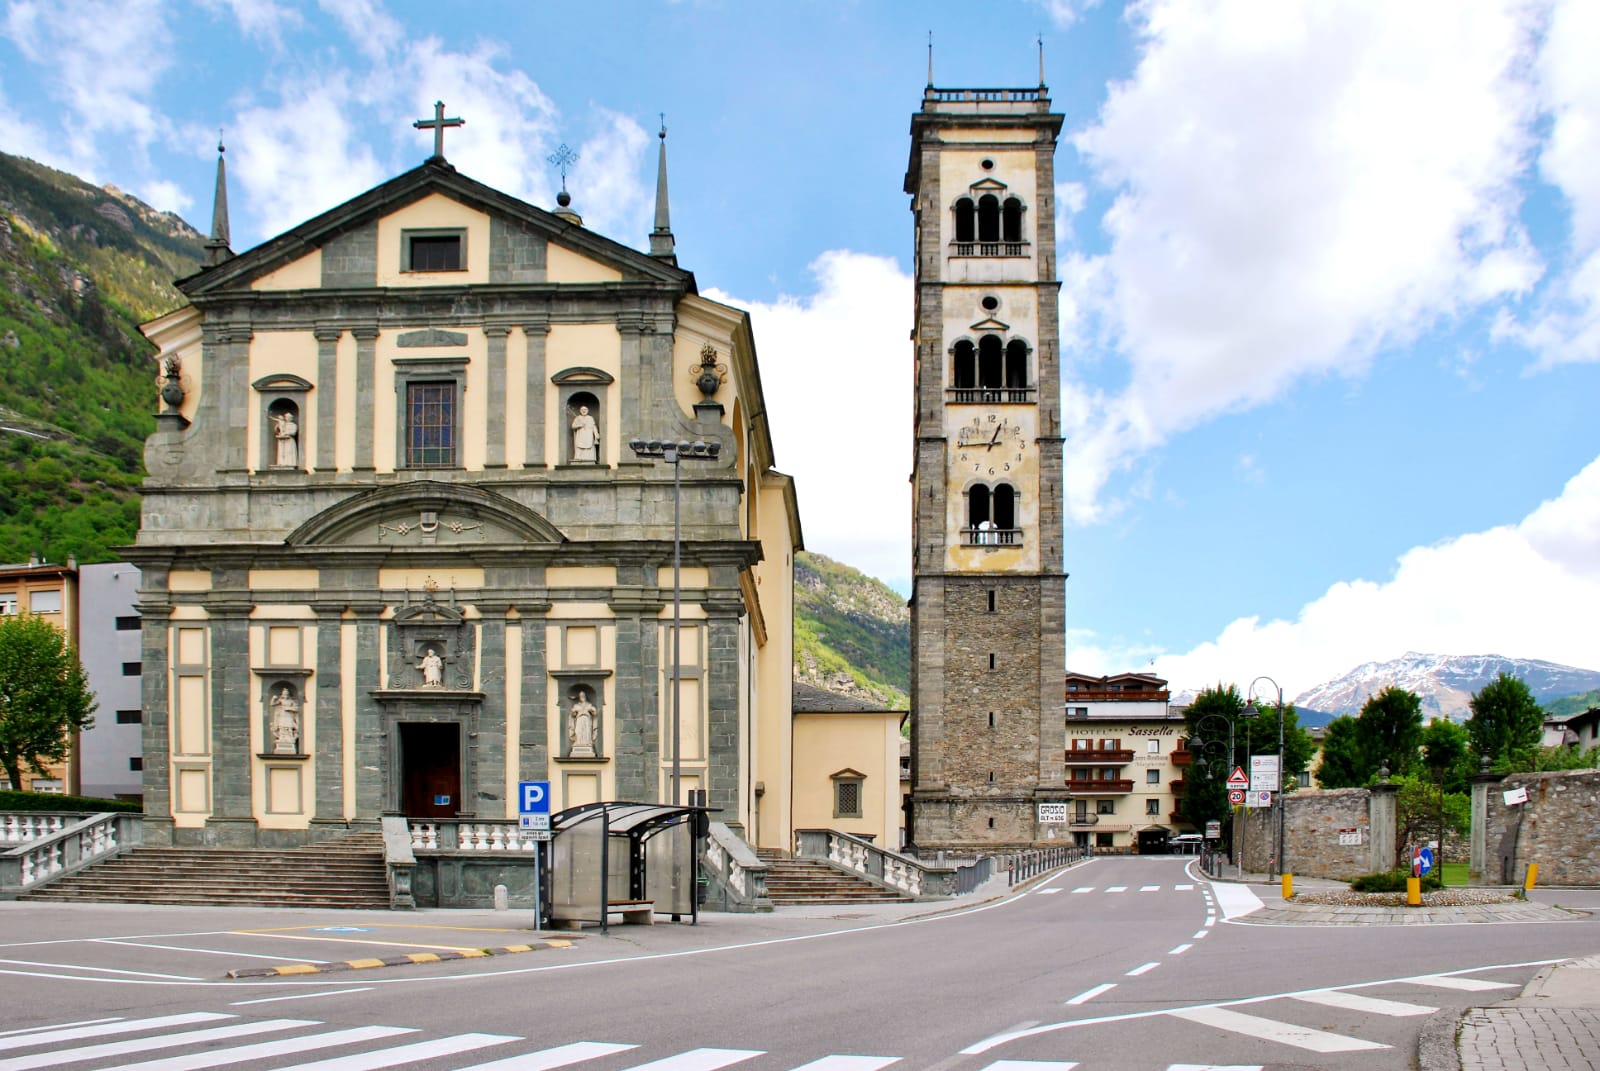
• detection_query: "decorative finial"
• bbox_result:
[650,117,676,263]
[413,100,465,160]
[205,132,233,267]
[927,30,934,87]
[1039,34,1046,87]
[659,113,667,140]
[548,143,582,223]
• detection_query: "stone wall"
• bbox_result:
[1482,768,1600,886]
[1238,788,1372,879]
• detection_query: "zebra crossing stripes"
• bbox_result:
[0,1013,232,1053]
[454,1042,640,1070]
[977,1062,1078,1070]
[606,1048,764,1070]
[1404,973,1517,991]
[1291,990,1437,1016]
[1167,1007,1388,1054]
[90,1026,419,1071]
[0,1018,319,1071]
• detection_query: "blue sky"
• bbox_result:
[4,0,1598,699]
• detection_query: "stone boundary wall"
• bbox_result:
[1238,788,1371,879]
[1483,768,1600,886]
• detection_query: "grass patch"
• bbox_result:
[1439,861,1468,886]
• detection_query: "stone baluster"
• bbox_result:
[488,825,506,852]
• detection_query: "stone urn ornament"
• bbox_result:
[692,343,727,398]
[159,356,184,407]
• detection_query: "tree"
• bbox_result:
[1393,773,1470,869]
[1245,698,1315,790]
[1354,686,1424,777]
[1316,715,1365,788]
[1419,717,1471,794]
[0,613,97,789]
[1466,672,1543,773]
[1182,685,1245,843]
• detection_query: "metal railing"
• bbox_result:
[1007,844,1087,886]
[954,855,993,895]
[961,527,1023,547]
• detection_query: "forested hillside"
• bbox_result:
[793,551,910,709]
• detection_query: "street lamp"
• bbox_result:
[1243,675,1286,880]
[1189,708,1256,876]
[627,437,721,806]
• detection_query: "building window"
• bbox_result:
[116,710,143,724]
[1099,767,1117,780]
[404,229,465,272]
[1146,798,1161,815]
[1147,739,1162,754]
[115,616,140,631]
[987,590,996,613]
[1002,196,1025,242]
[966,483,1018,545]
[405,382,457,468]
[1071,738,1091,750]
[129,757,144,772]
[121,662,142,677]
[31,780,63,794]
[1146,769,1160,784]
[834,778,863,819]
[1095,832,1113,848]
[0,596,15,615]
[30,589,62,614]
[1096,799,1115,815]
[1098,738,1118,750]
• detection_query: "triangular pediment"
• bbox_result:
[968,177,1008,193]
[969,317,1010,333]
[287,481,566,548]
[180,159,694,295]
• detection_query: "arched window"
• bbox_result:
[977,335,1003,388]
[965,483,1021,545]
[977,195,1001,242]
[1002,197,1025,243]
[967,484,992,530]
[1005,340,1030,389]
[993,483,1017,530]
[954,198,976,243]
[952,340,976,389]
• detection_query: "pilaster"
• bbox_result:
[314,325,342,472]
[521,319,549,467]
[484,323,511,469]
[351,324,379,472]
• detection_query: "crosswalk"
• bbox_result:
[1052,883,1195,895]
[0,971,1519,1071]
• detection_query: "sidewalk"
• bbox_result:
[1421,954,1600,1071]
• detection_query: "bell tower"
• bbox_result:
[905,82,1068,850]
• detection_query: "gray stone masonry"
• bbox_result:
[1483,768,1600,886]
[1239,787,1370,878]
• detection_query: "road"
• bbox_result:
[1,855,1596,1070]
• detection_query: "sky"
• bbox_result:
[3,0,1599,701]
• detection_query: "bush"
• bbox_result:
[0,790,141,813]
[1350,869,1442,893]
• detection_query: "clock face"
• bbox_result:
[953,414,1028,477]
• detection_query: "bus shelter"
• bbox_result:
[547,802,708,932]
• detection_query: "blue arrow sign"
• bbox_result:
[519,780,550,815]
[1418,846,1434,875]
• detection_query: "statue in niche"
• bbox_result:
[272,409,299,467]
[269,685,301,754]
[567,686,597,757]
[418,647,445,688]
[570,405,599,463]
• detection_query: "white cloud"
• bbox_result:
[1061,0,1546,522]
[139,179,193,217]
[199,0,303,46]
[1033,0,1096,29]
[570,108,652,248]
[1116,452,1600,693]
[705,251,914,588]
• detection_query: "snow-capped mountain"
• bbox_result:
[1291,653,1600,722]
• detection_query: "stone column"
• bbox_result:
[136,569,175,845]
[351,603,386,817]
[314,326,342,472]
[484,324,510,469]
[1469,759,1504,885]
[521,318,549,467]
[1368,781,1398,873]
[351,325,379,472]
[311,607,345,826]
[206,597,256,844]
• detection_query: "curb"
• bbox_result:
[225,936,579,979]
[1415,1007,1463,1071]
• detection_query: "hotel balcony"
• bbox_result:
[1065,749,1135,765]
[1170,748,1193,766]
[1065,778,1134,795]
[1169,778,1187,794]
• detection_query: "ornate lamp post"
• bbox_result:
[627,437,721,806]
[1189,708,1256,877]
[1244,675,1286,880]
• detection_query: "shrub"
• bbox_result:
[1350,870,1442,893]
[0,790,140,813]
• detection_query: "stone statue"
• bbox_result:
[418,648,444,688]
[568,687,597,757]
[273,410,299,467]
[570,405,598,463]
[269,686,300,754]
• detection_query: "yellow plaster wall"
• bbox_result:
[249,569,320,590]
[251,250,323,291]
[375,328,489,472]
[335,331,357,471]
[544,324,622,465]
[945,406,1041,573]
[247,332,319,471]
[546,566,616,588]
[376,193,491,286]
[505,328,529,468]
[751,485,796,848]
[792,713,902,845]
[168,570,212,592]
[546,243,622,283]
[670,330,738,440]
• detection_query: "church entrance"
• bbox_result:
[399,722,461,818]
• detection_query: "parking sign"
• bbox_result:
[518,781,550,815]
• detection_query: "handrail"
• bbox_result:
[0,812,141,895]
[701,822,770,912]
[794,829,958,898]
[381,816,416,910]
[1006,844,1086,886]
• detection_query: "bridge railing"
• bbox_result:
[1006,844,1087,886]
[794,829,959,898]
[0,812,141,896]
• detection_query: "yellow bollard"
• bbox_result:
[1406,876,1421,905]
[1282,873,1293,899]
[1524,863,1539,892]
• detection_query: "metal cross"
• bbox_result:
[547,143,578,193]
[414,101,465,160]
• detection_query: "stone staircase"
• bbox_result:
[755,848,912,905]
[21,831,390,909]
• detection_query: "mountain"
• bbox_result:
[792,551,909,709]
[0,151,203,564]
[1291,652,1600,723]
[1544,689,1600,718]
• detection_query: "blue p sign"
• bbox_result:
[519,781,550,814]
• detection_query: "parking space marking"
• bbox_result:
[0,959,201,981]
[231,988,375,1006]
[92,940,312,963]
[239,932,484,953]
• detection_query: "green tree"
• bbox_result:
[1419,717,1471,793]
[1244,697,1315,790]
[1393,773,1470,870]
[1315,715,1365,788]
[1354,686,1424,777]
[1182,685,1244,843]
[1466,673,1544,772]
[0,614,97,789]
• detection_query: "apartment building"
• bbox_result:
[1063,672,1193,853]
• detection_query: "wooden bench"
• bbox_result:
[548,899,656,930]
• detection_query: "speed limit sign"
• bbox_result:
[1228,789,1245,805]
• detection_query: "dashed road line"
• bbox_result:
[1064,983,1116,1005]
[1125,962,1160,977]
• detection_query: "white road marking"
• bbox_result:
[0,1019,122,1039]
[1065,983,1116,1005]
[0,959,200,981]
[1203,916,1216,927]
[786,1057,901,1070]
[615,1049,765,1071]
[455,1043,643,1070]
[266,1032,520,1069]
[976,1062,1078,1070]
[1192,930,1209,939]
[1404,973,1518,992]
[1175,884,1195,891]
[93,939,312,963]
[1292,991,1437,1017]
[1106,886,1127,893]
[1125,962,1160,976]
[0,1019,316,1070]
[231,988,375,1005]
[1167,1007,1387,1053]
[1035,889,1063,896]
[1169,943,1192,955]
[1168,1065,1261,1070]
[92,1026,418,1071]
[1207,882,1263,920]
[1070,887,1093,894]
[0,1014,232,1052]
[1139,885,1160,892]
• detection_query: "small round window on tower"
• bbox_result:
[981,295,1000,312]
[981,158,995,170]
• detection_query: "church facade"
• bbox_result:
[131,127,800,848]
[905,84,1070,850]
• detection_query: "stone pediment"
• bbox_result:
[397,328,468,348]
[968,317,1010,333]
[287,482,565,548]
[968,177,1008,193]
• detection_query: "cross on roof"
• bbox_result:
[414,101,465,160]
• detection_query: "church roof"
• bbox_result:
[792,682,904,713]
[176,156,696,297]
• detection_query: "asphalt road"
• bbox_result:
[2,855,1597,1070]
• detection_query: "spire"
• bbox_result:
[649,115,676,264]
[204,135,234,267]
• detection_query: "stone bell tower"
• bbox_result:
[905,81,1068,850]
